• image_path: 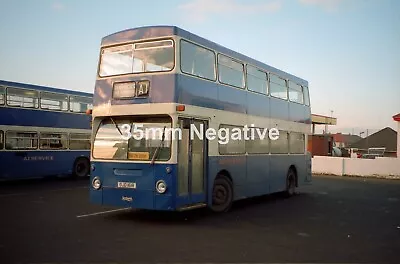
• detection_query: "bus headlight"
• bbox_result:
[92,177,102,190]
[156,180,167,194]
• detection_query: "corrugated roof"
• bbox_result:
[349,127,397,151]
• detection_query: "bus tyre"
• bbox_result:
[211,175,233,213]
[73,158,90,178]
[285,168,297,197]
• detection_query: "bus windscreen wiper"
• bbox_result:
[150,126,166,165]
[110,117,123,136]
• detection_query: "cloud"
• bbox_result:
[52,2,65,11]
[178,0,282,23]
[298,0,343,10]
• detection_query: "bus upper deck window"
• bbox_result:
[70,96,93,113]
[6,87,39,108]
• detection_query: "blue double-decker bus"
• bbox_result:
[0,80,92,180]
[89,26,312,212]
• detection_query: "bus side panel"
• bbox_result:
[176,75,220,110]
[269,155,291,193]
[0,108,90,129]
[0,151,89,180]
[245,155,271,197]
[289,102,307,123]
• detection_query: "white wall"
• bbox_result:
[397,122,400,158]
[312,156,400,177]
[312,156,344,175]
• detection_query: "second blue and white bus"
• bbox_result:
[0,80,92,180]
[89,26,312,212]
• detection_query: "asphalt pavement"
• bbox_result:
[0,175,399,263]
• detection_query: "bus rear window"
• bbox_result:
[99,40,174,77]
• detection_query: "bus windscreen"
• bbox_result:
[99,40,174,77]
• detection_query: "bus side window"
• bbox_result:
[6,87,39,108]
[40,133,68,150]
[5,131,38,150]
[70,96,93,113]
[69,133,91,150]
[41,92,69,111]
[289,132,305,154]
[0,131,4,149]
[0,86,5,105]
[288,82,304,104]
[180,40,216,81]
[270,130,289,154]
[303,86,310,106]
[218,125,246,155]
[269,74,288,100]
[217,54,245,89]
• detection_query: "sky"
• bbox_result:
[0,0,399,135]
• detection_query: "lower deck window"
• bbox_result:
[218,125,245,154]
[0,130,3,149]
[69,133,91,150]
[40,133,68,150]
[6,131,38,150]
[270,130,288,154]
[289,132,305,154]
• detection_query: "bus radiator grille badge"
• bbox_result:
[122,196,133,202]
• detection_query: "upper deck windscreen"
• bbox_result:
[99,39,174,77]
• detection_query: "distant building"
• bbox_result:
[332,133,362,148]
[349,127,398,157]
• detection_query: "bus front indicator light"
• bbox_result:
[92,177,101,190]
[156,180,167,194]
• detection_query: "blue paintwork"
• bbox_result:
[90,154,312,210]
[0,151,89,180]
[0,79,93,180]
[0,107,90,129]
[90,26,312,211]
[90,162,177,210]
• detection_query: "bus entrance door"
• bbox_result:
[176,118,207,210]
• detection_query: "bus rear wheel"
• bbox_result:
[73,158,90,178]
[211,175,233,213]
[285,168,297,197]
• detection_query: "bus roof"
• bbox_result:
[0,79,93,97]
[101,25,308,86]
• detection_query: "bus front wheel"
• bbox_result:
[211,175,233,213]
[73,158,90,178]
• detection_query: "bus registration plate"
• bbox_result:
[117,182,136,189]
